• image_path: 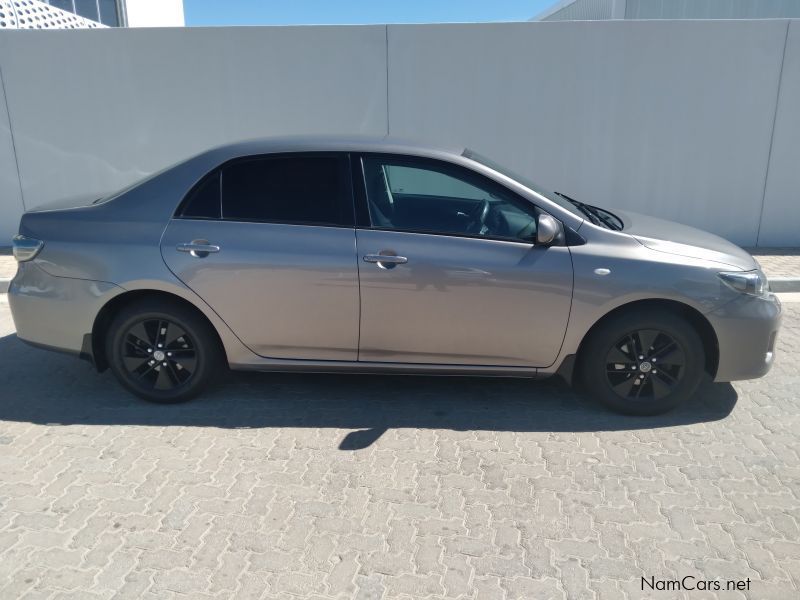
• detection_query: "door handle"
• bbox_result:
[363,253,408,269]
[363,254,408,265]
[176,241,220,258]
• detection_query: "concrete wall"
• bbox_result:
[0,25,387,241]
[759,20,800,247]
[0,65,24,239]
[0,20,797,246]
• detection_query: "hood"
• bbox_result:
[610,209,757,271]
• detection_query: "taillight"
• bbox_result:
[12,235,44,262]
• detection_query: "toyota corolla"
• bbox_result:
[8,137,782,415]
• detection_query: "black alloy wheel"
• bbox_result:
[579,308,705,415]
[605,329,686,401]
[107,298,223,403]
[121,318,197,391]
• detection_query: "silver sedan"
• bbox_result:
[8,137,782,415]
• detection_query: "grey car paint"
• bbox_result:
[355,229,573,366]
[161,219,360,361]
[612,209,758,270]
[8,136,781,384]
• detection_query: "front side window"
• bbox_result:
[463,148,586,221]
[361,156,538,241]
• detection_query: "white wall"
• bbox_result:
[124,0,185,27]
[758,20,800,246]
[387,20,790,246]
[0,20,798,246]
[0,25,387,240]
[0,68,24,238]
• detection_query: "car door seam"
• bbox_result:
[354,227,363,362]
[546,245,577,370]
[157,220,257,356]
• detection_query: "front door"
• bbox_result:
[355,155,573,367]
[161,153,359,361]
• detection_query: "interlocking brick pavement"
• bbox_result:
[749,248,800,279]
[0,252,15,280]
[0,299,798,599]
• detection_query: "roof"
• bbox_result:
[200,135,466,163]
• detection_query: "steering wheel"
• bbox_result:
[466,199,491,234]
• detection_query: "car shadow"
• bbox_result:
[0,333,738,450]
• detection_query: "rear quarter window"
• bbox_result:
[179,171,221,219]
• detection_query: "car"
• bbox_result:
[8,136,782,415]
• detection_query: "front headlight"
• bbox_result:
[718,269,768,297]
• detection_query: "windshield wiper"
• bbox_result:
[554,191,621,230]
[554,191,604,226]
[592,206,624,231]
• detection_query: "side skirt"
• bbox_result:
[229,358,546,379]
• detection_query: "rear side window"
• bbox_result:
[180,171,221,219]
[221,155,351,226]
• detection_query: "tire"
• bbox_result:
[578,308,705,416]
[106,298,223,403]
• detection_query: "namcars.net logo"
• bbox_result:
[642,576,751,592]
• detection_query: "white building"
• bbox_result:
[0,0,184,28]
[534,0,800,21]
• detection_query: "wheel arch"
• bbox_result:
[90,289,229,372]
[568,298,719,383]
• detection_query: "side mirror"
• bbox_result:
[536,214,563,246]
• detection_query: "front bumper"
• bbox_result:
[8,261,120,356]
[706,292,782,382]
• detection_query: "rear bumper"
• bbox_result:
[8,261,119,357]
[707,292,782,382]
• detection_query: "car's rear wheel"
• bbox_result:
[106,299,223,403]
[579,308,706,415]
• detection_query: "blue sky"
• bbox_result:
[184,0,557,27]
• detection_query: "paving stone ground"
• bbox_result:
[0,251,14,280]
[749,249,800,279]
[0,296,798,599]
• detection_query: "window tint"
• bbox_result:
[362,157,538,241]
[384,165,486,200]
[463,148,584,221]
[180,172,221,219]
[221,156,349,226]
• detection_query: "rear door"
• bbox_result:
[160,152,360,361]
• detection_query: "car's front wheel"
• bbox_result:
[106,298,223,403]
[579,308,706,415]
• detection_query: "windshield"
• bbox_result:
[462,149,585,220]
